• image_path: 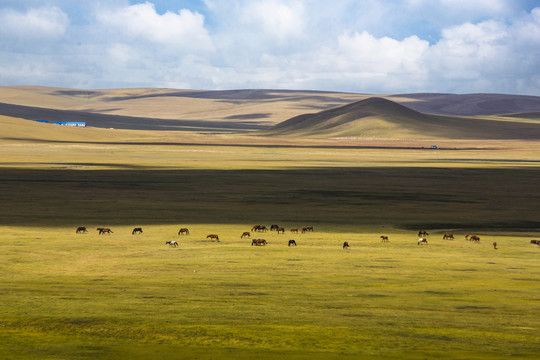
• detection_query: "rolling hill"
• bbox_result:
[264,97,540,139]
[1,86,540,140]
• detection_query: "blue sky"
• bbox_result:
[1,0,539,95]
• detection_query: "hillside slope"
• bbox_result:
[265,97,540,139]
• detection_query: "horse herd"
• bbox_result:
[75,226,540,250]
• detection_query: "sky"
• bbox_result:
[0,0,539,95]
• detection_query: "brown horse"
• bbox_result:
[277,227,285,234]
[178,228,190,235]
[252,225,268,232]
[343,241,350,249]
[530,240,540,244]
[493,241,498,249]
[241,231,251,238]
[290,228,299,233]
[166,240,178,247]
[418,238,428,245]
[418,230,429,237]
[288,240,297,246]
[302,226,314,233]
[270,225,280,231]
[76,226,88,234]
[380,235,389,242]
[207,234,220,242]
[443,232,454,240]
[465,234,470,240]
[132,227,143,235]
[251,239,267,246]
[97,228,113,235]
[469,235,480,242]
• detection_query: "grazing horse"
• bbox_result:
[166,240,178,247]
[97,228,113,235]
[443,232,454,240]
[290,228,299,233]
[530,240,540,244]
[465,234,470,240]
[288,240,297,246]
[469,235,480,242]
[301,226,314,233]
[493,241,498,250]
[207,234,220,242]
[277,227,285,234]
[241,231,251,238]
[252,239,267,246]
[178,228,190,235]
[418,238,428,245]
[251,225,261,231]
[270,224,280,231]
[343,241,350,249]
[132,227,143,235]
[418,230,429,237]
[76,226,88,234]
[252,225,268,232]
[380,235,389,242]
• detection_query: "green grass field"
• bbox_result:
[1,94,539,359]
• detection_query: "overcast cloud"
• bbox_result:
[0,0,539,94]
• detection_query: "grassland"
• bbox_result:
[0,88,539,359]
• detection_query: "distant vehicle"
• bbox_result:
[430,145,438,149]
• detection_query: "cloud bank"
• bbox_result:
[0,0,539,95]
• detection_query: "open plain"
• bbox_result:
[0,86,539,359]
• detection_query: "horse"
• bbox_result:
[207,234,220,242]
[380,235,389,242]
[241,231,251,238]
[290,228,299,233]
[301,226,314,233]
[76,226,88,234]
[530,240,540,244]
[252,239,267,246]
[252,225,268,232]
[166,240,178,247]
[132,227,143,235]
[178,228,190,235]
[270,224,280,231]
[97,228,113,235]
[277,227,285,234]
[418,230,429,237]
[343,241,350,249]
[465,234,470,240]
[469,235,480,242]
[288,240,297,246]
[493,241,498,250]
[418,238,428,245]
[442,232,454,240]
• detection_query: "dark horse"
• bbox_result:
[380,235,389,242]
[97,228,113,235]
[302,226,314,233]
[288,239,297,246]
[207,234,220,242]
[469,235,480,242]
[443,232,454,240]
[76,226,88,234]
[252,239,267,246]
[343,241,350,249]
[270,225,280,231]
[241,231,251,238]
[132,227,143,235]
[178,228,190,235]
[418,230,429,237]
[277,227,285,234]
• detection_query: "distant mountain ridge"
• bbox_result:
[265,97,540,139]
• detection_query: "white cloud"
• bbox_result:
[96,2,213,52]
[0,6,68,39]
[240,0,306,41]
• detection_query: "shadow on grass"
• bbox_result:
[1,167,540,230]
